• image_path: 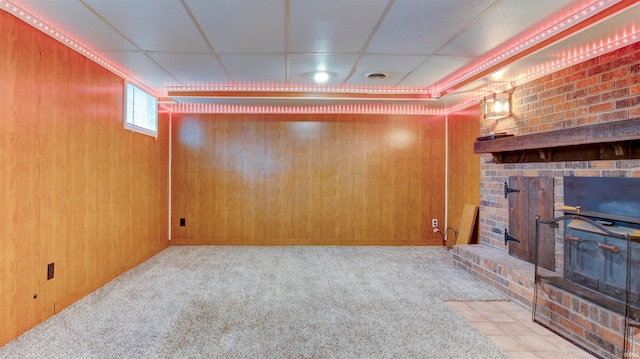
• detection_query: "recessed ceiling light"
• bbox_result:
[314,72,330,83]
[365,72,388,80]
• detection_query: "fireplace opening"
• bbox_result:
[537,176,640,320]
[562,216,640,320]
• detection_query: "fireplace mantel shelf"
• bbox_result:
[474,117,640,163]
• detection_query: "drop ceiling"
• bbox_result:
[4,0,640,114]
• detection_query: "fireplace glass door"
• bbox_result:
[533,215,639,359]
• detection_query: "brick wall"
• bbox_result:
[474,41,640,358]
[479,41,640,254]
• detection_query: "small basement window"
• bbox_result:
[125,83,157,137]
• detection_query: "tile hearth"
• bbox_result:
[446,301,595,358]
[452,244,638,358]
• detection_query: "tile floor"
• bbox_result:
[445,301,596,359]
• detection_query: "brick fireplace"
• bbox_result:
[453,42,640,359]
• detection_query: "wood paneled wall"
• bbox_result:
[447,109,480,241]
[0,11,169,347]
[171,114,446,245]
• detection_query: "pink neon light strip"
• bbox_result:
[168,103,448,115]
[3,0,636,115]
[433,0,621,94]
[164,83,429,95]
[514,29,640,85]
[1,0,159,97]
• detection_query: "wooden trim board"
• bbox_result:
[457,204,478,245]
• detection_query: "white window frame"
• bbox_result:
[124,83,158,138]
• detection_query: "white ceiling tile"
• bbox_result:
[495,0,595,43]
[149,53,232,87]
[290,0,389,53]
[437,0,576,57]
[83,0,211,53]
[344,54,427,86]
[102,51,173,89]
[289,54,358,85]
[219,55,286,83]
[367,0,496,55]
[15,0,137,51]
[185,0,285,54]
[398,55,473,87]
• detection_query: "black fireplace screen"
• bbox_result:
[531,176,640,358]
[533,215,639,359]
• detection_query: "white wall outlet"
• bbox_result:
[432,219,438,227]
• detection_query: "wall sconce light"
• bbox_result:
[484,92,512,120]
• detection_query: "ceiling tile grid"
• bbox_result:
[435,0,576,57]
[5,0,639,113]
[186,0,286,54]
[289,0,390,54]
[366,0,496,56]
[219,54,287,83]
[84,0,211,53]
[151,52,232,87]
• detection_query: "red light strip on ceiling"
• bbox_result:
[164,83,429,95]
[4,0,638,116]
[1,0,159,97]
[434,0,622,96]
[168,103,447,116]
[167,90,433,101]
[514,27,640,85]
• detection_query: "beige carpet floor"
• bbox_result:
[0,246,509,358]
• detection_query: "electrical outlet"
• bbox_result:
[180,218,186,227]
[47,263,54,280]
[431,219,438,228]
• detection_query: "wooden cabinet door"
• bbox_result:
[508,176,555,270]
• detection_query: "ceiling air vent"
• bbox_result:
[365,72,388,80]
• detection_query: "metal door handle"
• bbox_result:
[564,235,580,242]
[597,243,618,253]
